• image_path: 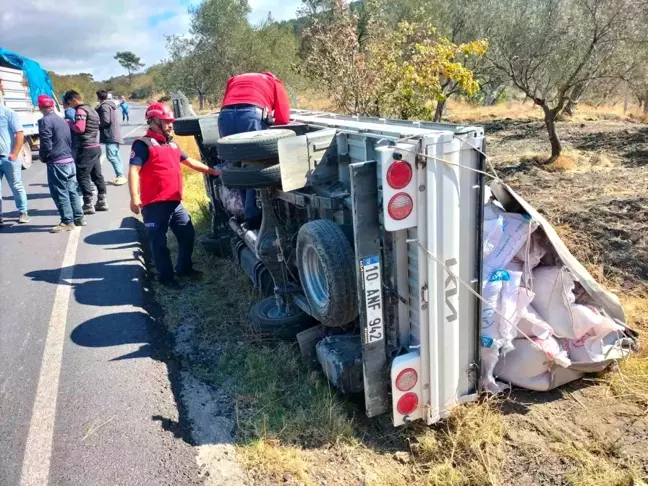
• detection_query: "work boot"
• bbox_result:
[50,222,75,233]
[176,269,204,282]
[83,199,96,215]
[18,212,30,224]
[95,194,109,212]
[74,218,87,227]
[160,278,183,290]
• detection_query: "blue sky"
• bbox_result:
[0,0,302,80]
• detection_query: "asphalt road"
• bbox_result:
[0,103,200,485]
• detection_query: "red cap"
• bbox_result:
[145,102,174,122]
[38,95,55,108]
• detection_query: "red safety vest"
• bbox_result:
[136,129,184,207]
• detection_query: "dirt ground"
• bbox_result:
[169,114,648,486]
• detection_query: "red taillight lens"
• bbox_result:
[386,161,413,189]
[388,193,413,220]
[395,368,418,392]
[396,392,419,415]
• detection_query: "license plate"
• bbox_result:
[361,256,383,343]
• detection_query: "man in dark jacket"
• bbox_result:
[96,90,126,186]
[37,95,85,232]
[63,90,108,214]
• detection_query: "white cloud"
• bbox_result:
[0,0,301,79]
[0,0,192,80]
[248,0,303,24]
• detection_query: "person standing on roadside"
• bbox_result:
[63,90,108,214]
[128,102,221,289]
[37,95,85,232]
[96,90,126,186]
[0,103,29,225]
[119,96,129,123]
[218,72,290,229]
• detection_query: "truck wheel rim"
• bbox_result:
[302,245,329,309]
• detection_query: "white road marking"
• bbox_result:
[123,124,145,139]
[20,229,81,486]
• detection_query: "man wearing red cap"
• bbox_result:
[129,102,221,288]
[37,95,85,232]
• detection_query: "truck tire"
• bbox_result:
[220,164,282,189]
[217,129,295,162]
[173,116,213,137]
[20,145,32,170]
[249,296,315,339]
[297,220,358,327]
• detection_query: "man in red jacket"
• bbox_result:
[218,72,291,228]
[129,102,220,289]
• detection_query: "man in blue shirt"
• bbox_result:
[0,104,29,225]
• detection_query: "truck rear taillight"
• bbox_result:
[386,161,412,189]
[387,193,413,220]
[396,392,419,415]
[391,352,423,426]
[395,368,418,391]
[378,143,418,231]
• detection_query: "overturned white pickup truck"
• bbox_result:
[174,109,636,427]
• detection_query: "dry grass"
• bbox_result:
[413,401,506,486]
[238,439,312,485]
[547,154,577,172]
[446,100,543,123]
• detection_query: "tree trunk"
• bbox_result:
[433,99,446,122]
[127,69,132,87]
[198,91,205,111]
[541,104,562,161]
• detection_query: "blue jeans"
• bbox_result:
[105,143,124,178]
[47,163,83,224]
[142,201,195,282]
[0,156,28,215]
[217,107,268,222]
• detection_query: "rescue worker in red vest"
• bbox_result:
[218,72,291,229]
[128,102,220,289]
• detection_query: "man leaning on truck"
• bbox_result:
[0,102,29,225]
[218,72,291,229]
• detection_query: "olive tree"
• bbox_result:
[485,0,647,160]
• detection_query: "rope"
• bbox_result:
[395,144,503,182]
[407,238,558,363]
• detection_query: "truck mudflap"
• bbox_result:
[349,160,390,417]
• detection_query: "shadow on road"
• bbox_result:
[24,216,198,447]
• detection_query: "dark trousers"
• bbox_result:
[217,106,268,222]
[76,146,106,201]
[142,201,195,282]
[47,163,83,224]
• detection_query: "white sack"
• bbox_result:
[515,231,547,270]
[516,305,553,340]
[499,271,534,353]
[560,305,625,362]
[494,337,571,391]
[479,270,509,393]
[483,204,538,279]
[531,266,576,338]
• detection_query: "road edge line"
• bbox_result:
[19,228,81,486]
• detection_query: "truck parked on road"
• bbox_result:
[0,47,63,169]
